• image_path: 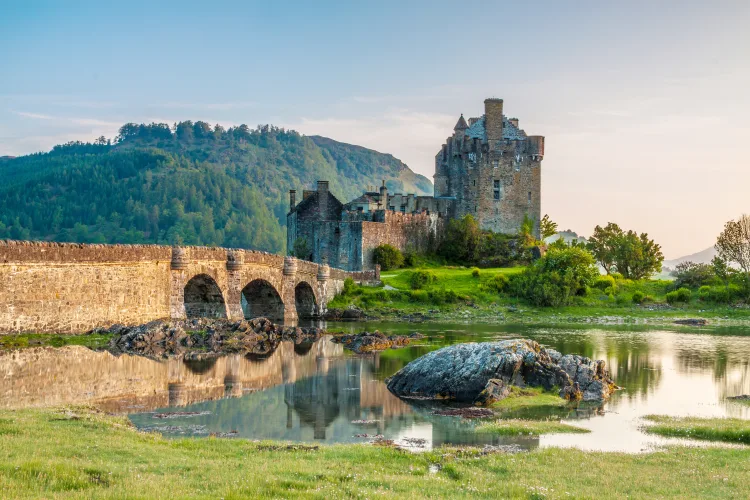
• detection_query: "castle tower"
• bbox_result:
[434,98,544,237]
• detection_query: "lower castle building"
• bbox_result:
[287,98,544,271]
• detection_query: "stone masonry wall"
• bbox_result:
[0,240,348,334]
[359,211,443,270]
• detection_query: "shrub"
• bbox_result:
[343,277,356,295]
[428,288,459,305]
[594,275,616,291]
[511,247,600,307]
[482,273,510,293]
[672,261,716,289]
[408,270,438,290]
[666,287,691,304]
[471,267,481,278]
[373,289,389,301]
[409,290,430,303]
[632,290,645,304]
[698,284,742,304]
[403,251,417,267]
[372,244,404,271]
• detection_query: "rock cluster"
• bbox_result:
[323,305,366,321]
[386,339,616,404]
[331,331,425,354]
[103,318,323,357]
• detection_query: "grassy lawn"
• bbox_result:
[643,415,750,444]
[475,418,588,436]
[1,407,750,498]
[329,265,750,325]
[0,333,112,349]
[490,386,571,411]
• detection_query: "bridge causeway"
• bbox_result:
[0,240,372,334]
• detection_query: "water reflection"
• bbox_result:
[2,323,750,452]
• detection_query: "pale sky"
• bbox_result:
[1,1,748,258]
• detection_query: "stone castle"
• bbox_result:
[287,98,544,271]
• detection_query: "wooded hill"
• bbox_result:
[0,122,432,253]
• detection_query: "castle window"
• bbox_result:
[473,180,476,186]
[400,206,406,213]
[389,206,395,211]
[493,180,500,188]
[493,160,499,169]
[494,190,500,200]
[357,207,363,213]
[528,192,532,203]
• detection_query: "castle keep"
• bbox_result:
[287,98,544,271]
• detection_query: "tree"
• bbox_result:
[587,223,622,275]
[372,244,404,271]
[292,237,312,260]
[438,215,482,264]
[587,223,663,279]
[540,214,558,240]
[716,214,750,291]
[612,230,663,280]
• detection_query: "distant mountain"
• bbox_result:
[0,122,433,253]
[544,230,587,246]
[663,246,717,269]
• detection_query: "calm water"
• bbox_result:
[2,322,750,452]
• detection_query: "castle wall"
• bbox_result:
[359,211,443,271]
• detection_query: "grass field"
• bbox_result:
[1,406,749,498]
[475,418,588,436]
[643,415,750,444]
[328,265,750,325]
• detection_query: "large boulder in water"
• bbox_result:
[385,339,615,403]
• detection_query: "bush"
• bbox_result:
[666,287,691,304]
[403,251,417,267]
[482,273,510,293]
[428,288,459,305]
[409,290,430,303]
[594,275,616,291]
[372,244,404,271]
[408,270,438,290]
[632,290,645,304]
[510,247,599,307]
[698,284,742,304]
[343,277,356,295]
[672,261,716,289]
[471,267,481,278]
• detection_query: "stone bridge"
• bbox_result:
[0,240,375,334]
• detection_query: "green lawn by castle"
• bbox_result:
[327,266,750,325]
[1,406,749,499]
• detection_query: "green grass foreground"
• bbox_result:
[0,333,112,349]
[2,407,750,498]
[328,265,750,325]
[643,415,750,444]
[475,418,587,436]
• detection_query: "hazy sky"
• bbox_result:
[1,1,748,258]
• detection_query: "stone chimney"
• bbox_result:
[379,180,388,209]
[484,98,504,145]
[317,181,329,220]
[289,189,296,210]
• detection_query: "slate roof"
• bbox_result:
[463,115,527,141]
[453,114,469,131]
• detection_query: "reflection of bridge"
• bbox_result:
[0,240,376,333]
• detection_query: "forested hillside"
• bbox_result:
[0,122,432,253]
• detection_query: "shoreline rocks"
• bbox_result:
[100,318,323,357]
[386,339,616,404]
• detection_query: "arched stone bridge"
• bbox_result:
[0,241,376,334]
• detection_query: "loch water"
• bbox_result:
[2,322,750,452]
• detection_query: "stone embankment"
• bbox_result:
[102,317,323,357]
[386,339,616,404]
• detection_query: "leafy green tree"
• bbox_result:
[587,223,622,274]
[292,237,312,260]
[716,215,750,293]
[372,244,404,271]
[540,214,558,240]
[438,215,482,263]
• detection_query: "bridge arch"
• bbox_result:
[294,281,319,320]
[241,279,284,321]
[184,274,228,318]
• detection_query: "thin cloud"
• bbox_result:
[14,111,54,120]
